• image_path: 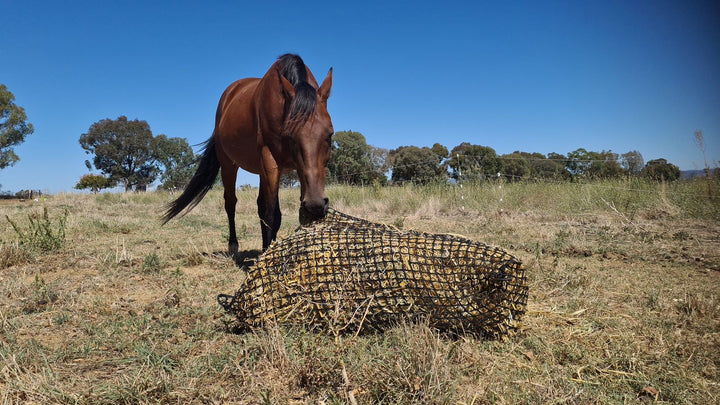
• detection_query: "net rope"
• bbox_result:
[219,208,528,338]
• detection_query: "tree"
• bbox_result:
[532,152,571,179]
[509,151,571,180]
[75,174,113,193]
[620,150,644,175]
[279,171,299,188]
[641,158,681,181]
[533,158,570,179]
[79,116,160,192]
[565,148,592,177]
[547,152,567,164]
[447,143,500,181]
[153,135,197,190]
[430,143,449,162]
[588,150,624,179]
[328,131,387,185]
[389,145,448,184]
[370,145,390,184]
[566,148,624,179]
[499,152,531,181]
[0,84,34,169]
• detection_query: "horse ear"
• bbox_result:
[280,74,296,100]
[318,67,333,101]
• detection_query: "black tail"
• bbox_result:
[161,137,220,224]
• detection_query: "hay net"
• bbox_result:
[219,208,528,339]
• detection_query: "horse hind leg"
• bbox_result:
[221,165,239,254]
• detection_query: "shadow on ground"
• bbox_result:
[207,249,262,269]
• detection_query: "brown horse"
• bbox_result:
[162,54,334,252]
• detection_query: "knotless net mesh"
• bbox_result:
[218,208,529,339]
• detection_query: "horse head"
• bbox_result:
[279,66,334,225]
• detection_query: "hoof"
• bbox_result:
[228,241,239,255]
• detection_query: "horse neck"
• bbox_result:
[254,70,287,136]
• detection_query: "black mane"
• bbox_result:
[277,54,309,86]
[276,54,317,134]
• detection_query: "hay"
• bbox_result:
[219,209,528,338]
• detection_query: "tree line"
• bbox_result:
[0,83,694,194]
[326,131,684,186]
[72,122,693,192]
[74,122,690,192]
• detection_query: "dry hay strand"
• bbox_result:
[219,209,528,339]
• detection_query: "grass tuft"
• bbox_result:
[141,252,162,273]
[0,241,33,269]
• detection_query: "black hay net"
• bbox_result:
[219,208,529,339]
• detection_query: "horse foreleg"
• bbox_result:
[258,150,281,251]
[257,180,281,250]
[221,165,239,254]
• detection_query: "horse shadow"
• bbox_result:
[208,249,262,270]
[233,249,262,269]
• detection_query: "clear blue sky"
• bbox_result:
[1,0,718,193]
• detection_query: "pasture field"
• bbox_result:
[1,179,719,404]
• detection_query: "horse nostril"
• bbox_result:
[323,198,329,207]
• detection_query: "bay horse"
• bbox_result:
[162,54,334,252]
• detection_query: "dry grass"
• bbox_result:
[1,179,718,404]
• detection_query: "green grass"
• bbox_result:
[0,177,718,403]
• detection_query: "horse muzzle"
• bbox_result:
[299,197,329,225]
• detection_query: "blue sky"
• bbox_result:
[1,0,718,193]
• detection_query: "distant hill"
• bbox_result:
[681,169,713,179]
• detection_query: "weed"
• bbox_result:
[553,228,571,250]
[142,252,162,273]
[133,342,179,372]
[259,389,272,405]
[6,207,68,252]
[22,275,58,313]
[170,266,185,278]
[645,289,661,311]
[53,312,71,326]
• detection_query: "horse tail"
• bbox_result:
[161,136,220,224]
